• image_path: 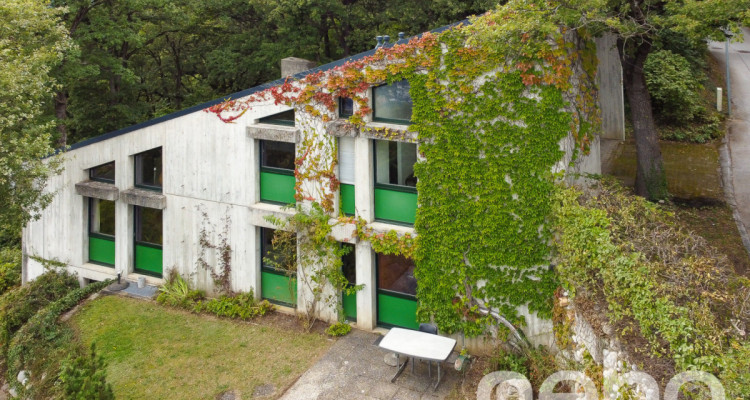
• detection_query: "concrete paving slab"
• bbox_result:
[278,329,459,400]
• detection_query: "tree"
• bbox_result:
[0,0,68,236]
[555,0,750,200]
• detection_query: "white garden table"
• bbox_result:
[378,327,457,389]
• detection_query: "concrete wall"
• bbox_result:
[596,33,625,140]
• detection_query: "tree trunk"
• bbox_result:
[55,91,68,148]
[619,41,668,200]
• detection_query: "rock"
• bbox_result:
[16,372,28,386]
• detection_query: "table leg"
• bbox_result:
[391,354,408,383]
[433,362,442,390]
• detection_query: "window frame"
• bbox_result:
[372,140,418,194]
[89,161,115,184]
[259,140,296,176]
[258,109,295,127]
[260,227,296,276]
[88,197,116,267]
[133,147,163,192]
[375,252,417,300]
[338,97,354,119]
[372,80,413,125]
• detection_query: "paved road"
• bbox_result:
[710,28,750,248]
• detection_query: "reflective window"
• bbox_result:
[260,140,295,172]
[89,198,115,236]
[135,206,162,246]
[374,140,417,188]
[342,243,355,285]
[90,162,115,183]
[377,253,416,297]
[259,109,295,126]
[261,227,296,274]
[373,80,412,124]
[134,147,162,190]
[339,97,354,118]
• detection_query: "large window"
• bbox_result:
[90,162,115,183]
[260,228,297,306]
[341,243,356,320]
[339,137,355,215]
[88,198,115,266]
[373,80,412,124]
[134,147,162,190]
[134,206,163,277]
[376,253,418,329]
[259,140,296,204]
[373,140,418,224]
[259,109,295,126]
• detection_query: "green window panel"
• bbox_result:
[340,184,355,215]
[89,236,115,266]
[134,244,163,277]
[377,293,418,329]
[261,271,297,306]
[374,188,417,224]
[260,171,296,205]
[343,291,357,320]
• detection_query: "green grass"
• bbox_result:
[70,295,331,399]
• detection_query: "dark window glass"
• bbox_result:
[261,227,296,274]
[90,162,115,183]
[260,140,295,171]
[374,140,417,188]
[89,198,115,236]
[342,243,355,285]
[259,109,295,126]
[339,97,354,118]
[377,253,416,297]
[135,147,162,190]
[135,206,162,246]
[373,80,412,123]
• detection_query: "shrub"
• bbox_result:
[325,322,352,337]
[644,50,702,124]
[5,279,110,398]
[0,269,79,353]
[59,343,115,400]
[193,292,273,320]
[0,247,21,296]
[156,270,205,308]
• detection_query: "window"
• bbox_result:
[134,206,163,277]
[260,140,295,172]
[376,252,418,329]
[339,97,354,118]
[88,198,115,266]
[90,162,115,183]
[134,147,162,190]
[374,140,417,189]
[339,137,355,215]
[373,80,412,124]
[260,227,297,306]
[341,243,356,320]
[259,140,296,204]
[259,109,295,126]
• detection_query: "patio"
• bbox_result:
[279,329,461,400]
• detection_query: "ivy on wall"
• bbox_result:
[207,0,600,336]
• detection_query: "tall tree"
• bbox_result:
[0,0,69,236]
[556,0,749,200]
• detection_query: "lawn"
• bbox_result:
[70,295,332,399]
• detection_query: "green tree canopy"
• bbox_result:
[0,0,68,236]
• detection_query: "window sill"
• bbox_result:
[362,122,418,142]
[75,180,119,201]
[247,124,299,143]
[120,188,166,209]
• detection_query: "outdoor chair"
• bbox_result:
[413,323,439,376]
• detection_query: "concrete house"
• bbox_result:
[22,21,622,346]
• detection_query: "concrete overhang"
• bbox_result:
[75,181,119,201]
[120,188,166,209]
[247,124,299,143]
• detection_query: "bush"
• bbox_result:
[644,50,703,124]
[156,270,205,308]
[193,292,273,320]
[325,322,352,337]
[0,247,21,296]
[5,279,110,398]
[59,344,115,400]
[0,269,79,352]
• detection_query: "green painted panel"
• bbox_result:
[260,171,296,204]
[261,271,297,306]
[377,293,418,329]
[374,188,417,224]
[135,244,163,277]
[89,236,115,266]
[340,184,355,215]
[343,291,357,320]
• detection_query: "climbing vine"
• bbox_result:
[207,0,601,336]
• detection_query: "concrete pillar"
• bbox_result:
[115,155,134,277]
[253,226,262,301]
[595,33,625,140]
[355,241,377,330]
[281,57,317,78]
[355,137,374,222]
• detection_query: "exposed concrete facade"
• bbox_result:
[281,57,317,78]
[22,29,622,352]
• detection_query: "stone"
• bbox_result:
[252,384,275,397]
[16,371,28,386]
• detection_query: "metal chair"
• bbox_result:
[412,323,439,376]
